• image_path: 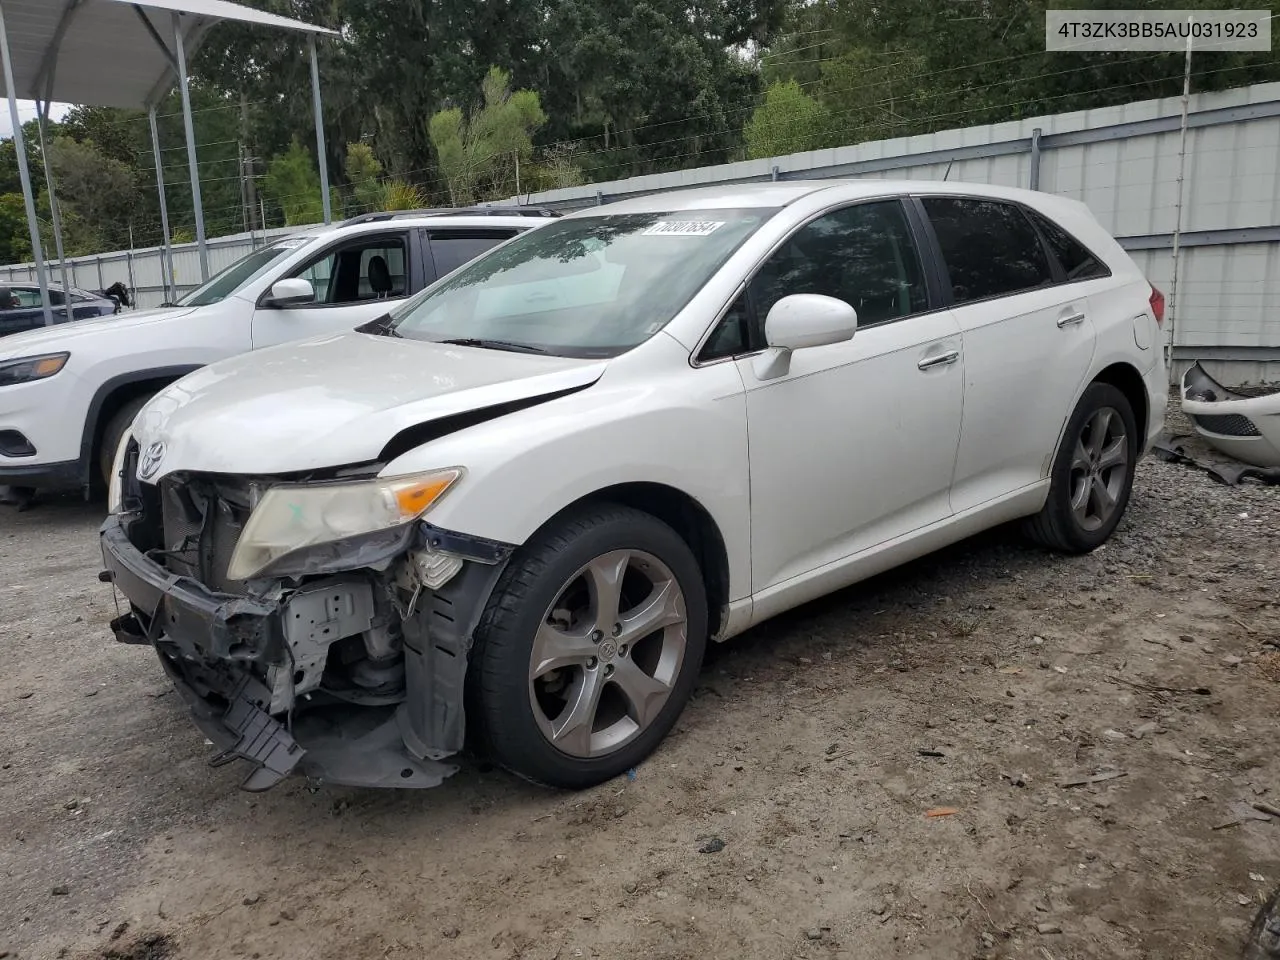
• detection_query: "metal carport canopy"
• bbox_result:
[0,0,337,324]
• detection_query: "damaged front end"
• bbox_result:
[1182,362,1280,468]
[99,440,513,791]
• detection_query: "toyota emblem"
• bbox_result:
[138,440,166,480]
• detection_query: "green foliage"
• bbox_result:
[0,194,32,263]
[2,0,1280,262]
[428,67,548,204]
[526,143,587,193]
[344,141,385,212]
[263,137,325,226]
[745,80,832,159]
[46,136,137,255]
[761,0,1280,147]
[381,180,426,210]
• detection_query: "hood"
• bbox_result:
[0,305,199,359]
[134,332,608,477]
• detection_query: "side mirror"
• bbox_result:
[754,293,858,380]
[265,278,315,308]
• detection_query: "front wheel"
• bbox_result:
[1024,381,1138,553]
[467,504,708,788]
[98,395,151,490]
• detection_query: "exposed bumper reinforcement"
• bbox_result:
[101,513,462,791]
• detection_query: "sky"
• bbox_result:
[0,100,72,139]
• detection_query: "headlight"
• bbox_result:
[0,352,70,387]
[106,432,134,515]
[226,468,463,581]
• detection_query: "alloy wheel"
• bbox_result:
[528,549,688,758]
[1068,405,1129,532]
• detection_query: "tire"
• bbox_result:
[1024,381,1138,554]
[98,395,150,489]
[1244,888,1280,959]
[468,503,708,789]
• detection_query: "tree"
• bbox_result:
[263,137,327,225]
[759,0,1280,148]
[745,80,831,158]
[428,67,548,204]
[538,0,782,178]
[0,194,31,263]
[344,141,385,213]
[47,136,137,255]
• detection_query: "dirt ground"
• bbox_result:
[2,401,1278,960]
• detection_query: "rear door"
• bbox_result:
[250,231,415,348]
[916,195,1098,512]
[421,229,521,287]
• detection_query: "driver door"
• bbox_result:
[714,199,965,594]
[251,232,413,349]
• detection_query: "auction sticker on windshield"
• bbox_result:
[643,220,726,237]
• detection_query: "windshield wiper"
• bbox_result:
[437,337,547,354]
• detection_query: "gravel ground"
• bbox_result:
[1,400,1278,960]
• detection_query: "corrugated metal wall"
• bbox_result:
[4,81,1278,381]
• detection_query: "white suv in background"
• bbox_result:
[103,180,1166,793]
[0,208,552,496]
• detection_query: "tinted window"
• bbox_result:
[700,200,927,361]
[922,197,1053,303]
[9,287,64,307]
[1026,209,1109,281]
[430,232,518,279]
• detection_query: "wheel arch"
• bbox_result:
[80,366,202,487]
[1091,361,1150,444]
[539,481,732,640]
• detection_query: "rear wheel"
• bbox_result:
[1024,382,1138,553]
[468,504,707,788]
[98,395,150,490]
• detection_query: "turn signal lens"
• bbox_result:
[0,351,70,387]
[392,475,456,516]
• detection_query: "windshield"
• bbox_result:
[176,237,311,307]
[384,208,777,357]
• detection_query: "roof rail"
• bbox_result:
[340,205,561,227]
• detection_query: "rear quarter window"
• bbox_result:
[1025,208,1111,281]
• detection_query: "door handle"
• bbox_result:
[1057,311,1086,328]
[917,350,960,370]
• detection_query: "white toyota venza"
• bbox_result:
[101,180,1168,792]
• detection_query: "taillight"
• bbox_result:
[1149,284,1165,326]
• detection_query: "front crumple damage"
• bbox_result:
[100,501,513,792]
[1181,362,1280,468]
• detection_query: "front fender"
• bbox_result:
[386,338,752,602]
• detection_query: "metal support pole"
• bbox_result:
[0,1,53,326]
[1167,19,1194,368]
[34,101,72,313]
[148,106,175,302]
[173,11,208,280]
[1029,127,1042,191]
[308,35,331,224]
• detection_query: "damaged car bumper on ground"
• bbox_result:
[99,452,515,792]
[1182,362,1280,468]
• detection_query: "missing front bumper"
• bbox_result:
[100,513,511,791]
